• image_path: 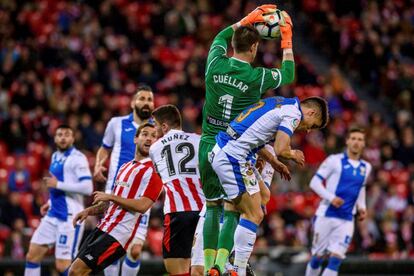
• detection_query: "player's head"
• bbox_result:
[231,25,260,62]
[54,124,75,151]
[298,97,329,131]
[346,126,366,156]
[131,85,154,120]
[134,123,157,157]
[151,104,182,136]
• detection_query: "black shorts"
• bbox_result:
[76,228,126,274]
[163,211,200,258]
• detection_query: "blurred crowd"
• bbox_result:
[0,0,413,266]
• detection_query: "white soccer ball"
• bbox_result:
[254,10,282,40]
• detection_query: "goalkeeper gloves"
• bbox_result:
[280,10,293,49]
[237,4,278,27]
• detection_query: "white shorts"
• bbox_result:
[311,216,354,258]
[191,215,205,267]
[133,209,151,242]
[210,145,260,200]
[31,215,84,260]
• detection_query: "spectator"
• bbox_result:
[8,157,31,192]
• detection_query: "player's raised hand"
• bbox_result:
[73,210,89,227]
[237,4,277,27]
[292,149,305,166]
[331,197,344,208]
[40,202,50,216]
[94,164,107,182]
[92,191,113,205]
[279,10,293,49]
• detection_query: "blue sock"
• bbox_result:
[24,261,41,276]
[310,255,323,269]
[327,256,342,272]
[122,256,141,276]
[59,268,69,276]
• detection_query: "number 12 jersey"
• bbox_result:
[150,129,205,214]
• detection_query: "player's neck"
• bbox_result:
[346,149,360,160]
[133,112,146,125]
[134,152,148,162]
[232,52,252,64]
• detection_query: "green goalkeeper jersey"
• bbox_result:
[201,26,295,144]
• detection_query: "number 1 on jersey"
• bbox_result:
[219,94,234,120]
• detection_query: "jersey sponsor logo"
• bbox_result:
[207,115,229,128]
[115,180,131,188]
[212,74,249,92]
[124,127,134,132]
[59,235,68,244]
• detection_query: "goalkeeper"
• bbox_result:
[199,4,295,275]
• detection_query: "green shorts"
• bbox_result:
[199,140,225,200]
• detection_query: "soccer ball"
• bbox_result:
[254,10,282,40]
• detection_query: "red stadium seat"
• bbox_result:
[0,227,10,242]
[20,193,34,217]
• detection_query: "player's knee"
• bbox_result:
[69,259,88,276]
[55,260,70,273]
[26,249,41,263]
[190,266,204,276]
[206,200,223,207]
[327,255,343,272]
[129,244,142,260]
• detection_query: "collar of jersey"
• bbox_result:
[295,97,304,121]
[57,146,74,157]
[133,157,151,164]
[167,129,184,135]
[230,57,251,66]
[343,151,362,163]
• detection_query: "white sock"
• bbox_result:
[306,263,321,276]
[121,257,141,276]
[233,218,258,276]
[321,268,338,276]
[104,260,120,276]
[24,262,41,276]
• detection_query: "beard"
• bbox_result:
[57,144,70,151]
[134,105,152,120]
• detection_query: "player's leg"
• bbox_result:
[191,214,205,276]
[121,211,150,276]
[55,220,84,275]
[306,216,331,276]
[25,216,57,276]
[322,219,354,276]
[163,211,200,275]
[211,148,262,276]
[214,201,239,273]
[199,141,224,273]
[71,228,126,275]
[104,260,120,276]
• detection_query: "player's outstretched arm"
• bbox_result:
[94,146,110,182]
[279,11,295,85]
[93,191,155,214]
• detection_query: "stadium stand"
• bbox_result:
[0,0,413,273]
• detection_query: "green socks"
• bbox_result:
[203,205,222,273]
[215,210,240,272]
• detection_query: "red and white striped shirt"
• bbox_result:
[98,158,163,249]
[149,129,205,214]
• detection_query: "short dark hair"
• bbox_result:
[231,25,260,53]
[301,96,329,129]
[152,105,182,129]
[56,124,73,132]
[346,126,366,138]
[136,85,153,95]
[135,123,155,137]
